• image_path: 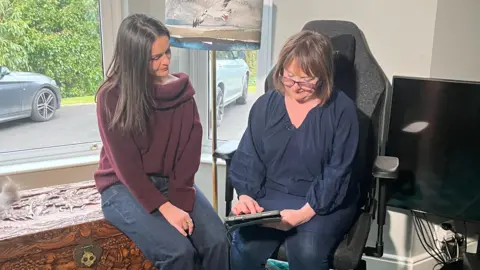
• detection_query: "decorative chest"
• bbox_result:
[0,180,155,269]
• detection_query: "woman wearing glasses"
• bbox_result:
[229,30,360,270]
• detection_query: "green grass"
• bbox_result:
[248,85,256,93]
[62,95,95,106]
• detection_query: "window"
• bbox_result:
[0,0,272,167]
[205,2,274,145]
[0,0,106,165]
[166,0,273,152]
[209,50,259,141]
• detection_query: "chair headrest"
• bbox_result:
[331,34,356,73]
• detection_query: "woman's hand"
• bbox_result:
[264,203,316,231]
[280,203,316,230]
[159,202,194,236]
[231,195,264,215]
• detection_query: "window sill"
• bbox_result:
[0,154,100,176]
[0,151,225,177]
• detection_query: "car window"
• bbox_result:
[0,67,8,76]
[231,51,241,59]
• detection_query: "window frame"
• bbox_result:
[0,0,273,173]
[0,0,123,170]
[193,0,275,152]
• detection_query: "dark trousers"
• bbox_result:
[230,194,358,270]
[231,225,337,270]
[101,182,230,270]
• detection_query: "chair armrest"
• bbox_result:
[372,156,399,179]
[213,140,240,216]
[365,155,399,258]
[213,140,240,161]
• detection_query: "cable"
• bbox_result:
[416,212,445,263]
[455,237,459,261]
[433,261,444,270]
[413,218,443,264]
[422,213,445,259]
[411,211,446,266]
[411,213,467,270]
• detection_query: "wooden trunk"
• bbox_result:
[0,181,155,270]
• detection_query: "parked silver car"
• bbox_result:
[0,66,61,124]
[215,51,250,126]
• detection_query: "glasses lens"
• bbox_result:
[298,82,315,90]
[282,76,294,87]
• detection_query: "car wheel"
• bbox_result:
[31,88,57,122]
[236,73,249,105]
[216,86,225,126]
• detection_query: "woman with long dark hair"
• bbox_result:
[94,14,229,270]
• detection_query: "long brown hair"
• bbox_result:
[95,14,170,135]
[273,30,334,105]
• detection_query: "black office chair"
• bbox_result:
[214,20,399,270]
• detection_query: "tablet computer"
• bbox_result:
[224,210,281,227]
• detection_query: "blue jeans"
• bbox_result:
[101,182,230,270]
[231,226,337,270]
[230,195,358,270]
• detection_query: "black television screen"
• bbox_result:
[386,76,480,222]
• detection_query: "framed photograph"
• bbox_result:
[165,0,264,51]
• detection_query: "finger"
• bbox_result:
[185,218,194,235]
[245,200,258,214]
[188,221,194,235]
[281,216,291,224]
[279,214,290,224]
[278,222,290,231]
[233,204,244,215]
[282,217,295,227]
[175,225,187,237]
[253,201,264,212]
[239,202,250,214]
[231,204,240,215]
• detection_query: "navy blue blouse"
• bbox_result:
[229,89,360,215]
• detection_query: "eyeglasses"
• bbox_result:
[281,76,320,90]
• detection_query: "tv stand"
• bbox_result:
[439,235,479,270]
[462,237,480,270]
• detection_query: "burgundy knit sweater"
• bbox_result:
[94,72,202,213]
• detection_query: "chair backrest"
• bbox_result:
[265,20,390,209]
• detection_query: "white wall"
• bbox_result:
[429,0,480,81]
[271,0,439,81]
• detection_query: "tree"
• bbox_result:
[245,50,257,86]
[0,0,103,97]
[0,0,30,70]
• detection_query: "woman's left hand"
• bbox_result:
[265,204,316,231]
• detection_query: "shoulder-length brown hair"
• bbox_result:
[273,30,334,106]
